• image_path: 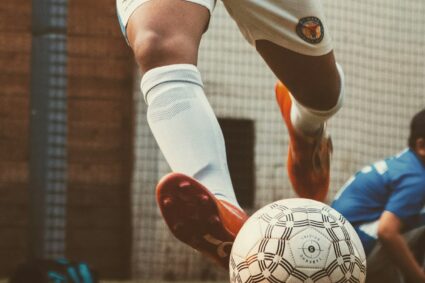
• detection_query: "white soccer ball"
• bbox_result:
[229,198,366,283]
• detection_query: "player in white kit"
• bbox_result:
[116,0,345,268]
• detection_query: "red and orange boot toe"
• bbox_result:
[275,81,333,202]
[156,172,248,269]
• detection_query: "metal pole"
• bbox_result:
[29,0,68,259]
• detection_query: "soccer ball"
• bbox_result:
[229,198,366,283]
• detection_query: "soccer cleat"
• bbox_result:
[156,172,248,269]
[275,81,333,201]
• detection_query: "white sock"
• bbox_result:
[141,64,240,208]
[290,63,345,136]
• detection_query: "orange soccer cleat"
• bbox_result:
[275,81,333,201]
[156,173,248,269]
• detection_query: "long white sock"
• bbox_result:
[290,63,345,136]
[141,64,240,208]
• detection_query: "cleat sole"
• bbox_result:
[156,173,238,269]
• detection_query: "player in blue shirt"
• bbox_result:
[332,108,425,283]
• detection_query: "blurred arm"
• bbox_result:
[377,211,425,283]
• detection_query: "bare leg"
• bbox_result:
[123,0,248,269]
[256,40,340,110]
[258,40,341,201]
[127,0,210,73]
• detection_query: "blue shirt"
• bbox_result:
[331,149,425,253]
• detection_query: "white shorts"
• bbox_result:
[116,0,216,35]
[116,0,332,56]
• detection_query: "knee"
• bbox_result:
[319,62,344,111]
[131,30,198,73]
[311,80,342,111]
[297,63,344,111]
[132,31,169,70]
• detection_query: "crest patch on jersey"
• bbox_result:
[296,16,324,44]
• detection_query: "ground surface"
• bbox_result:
[1,280,226,283]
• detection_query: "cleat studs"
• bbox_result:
[209,215,221,225]
[162,197,173,207]
[199,194,210,204]
[178,181,191,189]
